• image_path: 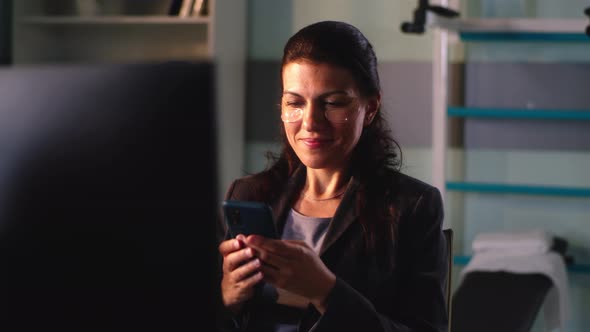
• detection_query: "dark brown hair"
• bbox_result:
[264,21,403,251]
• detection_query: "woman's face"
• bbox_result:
[281,61,378,171]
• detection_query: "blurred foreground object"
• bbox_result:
[0,61,220,332]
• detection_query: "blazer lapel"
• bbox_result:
[270,166,306,237]
[318,176,360,256]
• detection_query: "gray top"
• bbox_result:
[281,209,331,254]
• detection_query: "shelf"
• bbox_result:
[454,255,590,274]
[459,31,589,42]
[448,106,590,120]
[18,15,210,25]
[446,182,590,197]
[431,17,589,42]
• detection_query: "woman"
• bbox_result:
[217,20,448,332]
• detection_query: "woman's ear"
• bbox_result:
[363,95,380,127]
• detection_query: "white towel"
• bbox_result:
[472,229,552,256]
[460,251,570,332]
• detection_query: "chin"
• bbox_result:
[298,156,328,169]
[299,155,343,170]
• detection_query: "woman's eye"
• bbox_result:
[324,101,345,107]
[285,101,303,107]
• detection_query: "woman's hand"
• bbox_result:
[219,234,263,314]
[245,235,336,314]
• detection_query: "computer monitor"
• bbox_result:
[0,61,220,331]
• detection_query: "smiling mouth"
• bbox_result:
[301,138,332,148]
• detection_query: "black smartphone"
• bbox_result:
[222,200,278,239]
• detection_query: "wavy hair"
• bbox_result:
[262,21,403,251]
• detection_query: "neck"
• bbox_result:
[303,167,349,201]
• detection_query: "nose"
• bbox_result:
[301,103,326,131]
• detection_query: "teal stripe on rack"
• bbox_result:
[454,255,590,274]
[460,31,589,42]
[446,182,590,197]
[454,255,471,266]
[448,106,590,121]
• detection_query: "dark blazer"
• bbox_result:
[217,166,448,332]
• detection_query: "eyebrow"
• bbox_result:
[282,90,351,98]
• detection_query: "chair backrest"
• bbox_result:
[443,228,453,331]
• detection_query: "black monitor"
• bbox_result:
[0,61,220,331]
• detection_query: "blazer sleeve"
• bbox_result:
[308,186,448,332]
[216,180,247,332]
[216,179,260,332]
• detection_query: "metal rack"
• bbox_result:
[401,0,590,274]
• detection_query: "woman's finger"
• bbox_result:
[231,258,262,283]
[218,238,241,256]
[256,248,290,270]
[246,235,297,258]
[224,247,255,272]
[259,264,279,284]
[219,234,248,255]
[237,271,264,289]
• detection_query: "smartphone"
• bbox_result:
[222,200,278,239]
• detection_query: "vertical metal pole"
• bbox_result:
[432,0,450,202]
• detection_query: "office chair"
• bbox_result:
[450,237,569,332]
[451,272,551,332]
